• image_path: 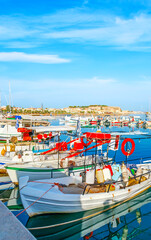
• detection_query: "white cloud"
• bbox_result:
[7,77,115,93]
[87,76,116,84]
[32,76,116,88]
[0,52,70,64]
[0,17,36,40]
[0,11,151,51]
[43,13,151,50]
[44,14,150,45]
[1,76,150,110]
[2,42,39,49]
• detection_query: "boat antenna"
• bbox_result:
[5,95,9,109]
[9,81,12,113]
[76,119,81,138]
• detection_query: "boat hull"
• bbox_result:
[20,176,151,217]
[5,162,96,184]
[27,188,151,239]
[6,167,69,184]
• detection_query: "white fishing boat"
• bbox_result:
[21,115,55,121]
[0,142,52,174]
[5,132,114,184]
[0,124,22,140]
[26,187,151,240]
[0,118,58,173]
[19,163,151,217]
[5,153,107,184]
[0,116,52,140]
[60,116,96,126]
[1,125,77,174]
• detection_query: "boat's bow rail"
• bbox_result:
[82,169,151,195]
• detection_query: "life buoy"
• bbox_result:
[60,160,63,168]
[10,136,18,144]
[84,232,93,240]
[68,160,76,167]
[121,138,135,156]
[80,137,92,147]
[60,160,75,168]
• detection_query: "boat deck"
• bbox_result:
[62,184,84,194]
[61,183,107,194]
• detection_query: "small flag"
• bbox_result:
[108,140,116,151]
[15,118,19,129]
[108,135,120,151]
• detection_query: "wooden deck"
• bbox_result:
[62,184,84,194]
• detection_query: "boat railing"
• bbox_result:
[49,160,114,178]
[82,169,151,195]
[49,162,97,178]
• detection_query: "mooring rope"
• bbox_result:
[16,182,63,218]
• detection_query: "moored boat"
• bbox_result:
[26,187,151,240]
[5,132,114,184]
[19,163,151,217]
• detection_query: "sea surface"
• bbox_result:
[1,117,151,240]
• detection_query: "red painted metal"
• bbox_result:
[17,128,31,133]
[83,132,111,141]
[73,141,84,150]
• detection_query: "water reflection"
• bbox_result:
[1,170,151,239]
[1,186,151,239]
[24,188,151,240]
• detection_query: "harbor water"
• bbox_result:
[1,119,151,240]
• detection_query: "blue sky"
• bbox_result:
[0,0,151,111]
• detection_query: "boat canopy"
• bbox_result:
[83,132,111,141]
[25,125,76,133]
